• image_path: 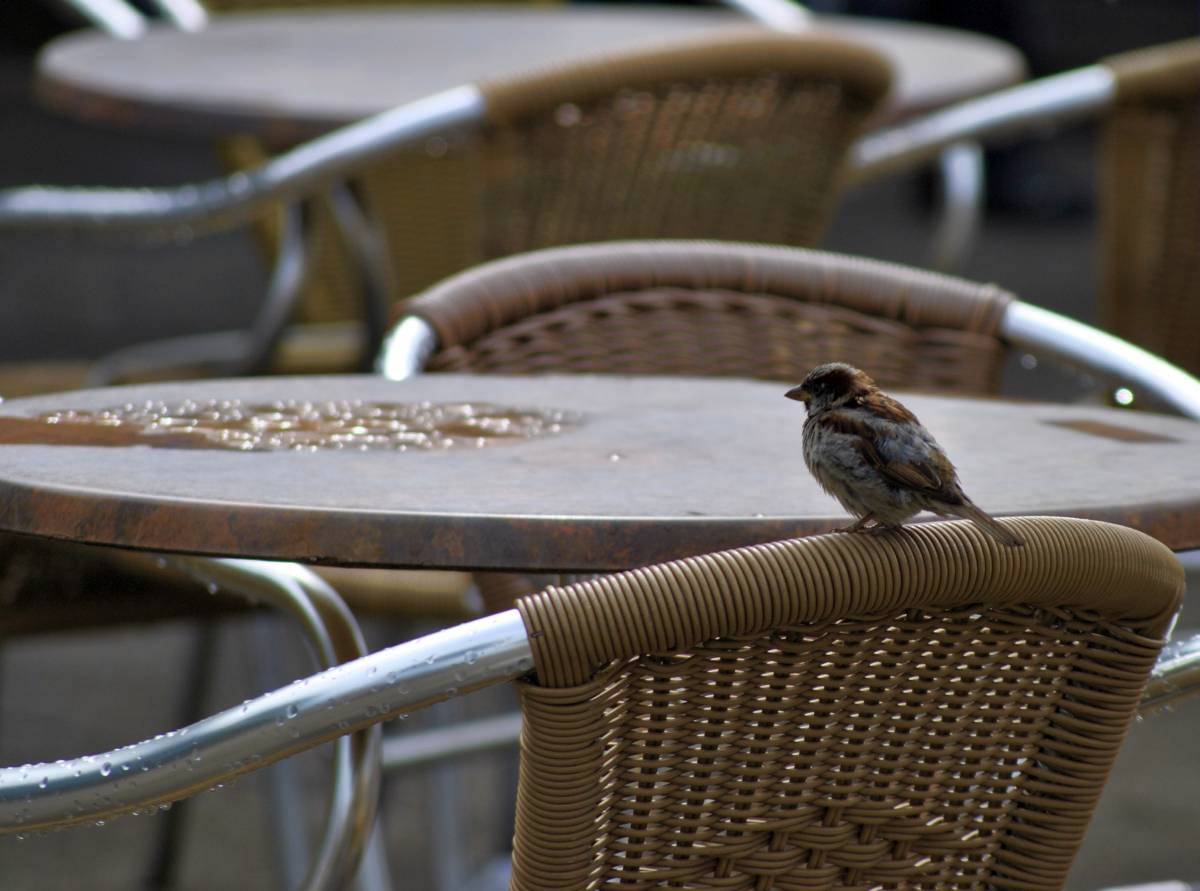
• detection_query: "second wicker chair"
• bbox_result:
[393,240,1016,395]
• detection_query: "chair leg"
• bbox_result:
[353,819,393,891]
[430,697,467,891]
[248,612,397,891]
[930,140,985,273]
[249,615,313,891]
[144,620,221,890]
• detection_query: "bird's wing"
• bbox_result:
[819,408,960,501]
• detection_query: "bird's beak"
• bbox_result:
[784,385,809,404]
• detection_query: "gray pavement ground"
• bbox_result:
[1,37,1199,891]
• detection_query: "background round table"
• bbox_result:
[35,6,1027,142]
[0,374,1197,571]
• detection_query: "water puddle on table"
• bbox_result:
[0,399,576,452]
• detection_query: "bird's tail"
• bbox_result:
[951,501,1025,547]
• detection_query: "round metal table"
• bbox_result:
[0,374,1197,570]
[35,6,1026,141]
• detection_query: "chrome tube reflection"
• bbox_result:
[1002,301,1200,420]
[0,608,530,837]
[377,316,440,380]
[0,86,486,234]
[1141,634,1200,715]
[847,66,1115,184]
[56,0,146,38]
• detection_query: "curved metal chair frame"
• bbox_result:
[30,554,385,891]
[163,558,382,891]
[59,0,809,40]
[0,518,1192,885]
[0,80,481,374]
[49,0,151,38]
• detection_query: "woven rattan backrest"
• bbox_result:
[511,517,1182,891]
[221,28,891,331]
[475,31,891,261]
[410,240,1013,393]
[1099,38,1200,374]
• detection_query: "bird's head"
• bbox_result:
[785,362,875,414]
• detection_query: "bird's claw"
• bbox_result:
[835,519,903,536]
[866,524,903,536]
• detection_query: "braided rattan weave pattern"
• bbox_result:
[413,241,1013,394]
[511,517,1182,891]
[477,32,889,264]
[1100,38,1200,375]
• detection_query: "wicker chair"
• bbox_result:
[4,516,1185,891]
[346,29,894,317]
[848,37,1200,378]
[0,27,889,399]
[385,239,1200,415]
[1098,40,1200,376]
[397,240,1011,393]
[220,26,893,336]
[509,517,1182,890]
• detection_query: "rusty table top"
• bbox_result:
[35,6,1025,142]
[0,374,1197,571]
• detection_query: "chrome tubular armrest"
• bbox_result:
[0,608,531,838]
[1001,301,1200,420]
[145,0,207,31]
[717,0,811,31]
[377,316,440,380]
[846,65,1116,185]
[1141,634,1200,715]
[53,0,147,38]
[0,86,486,235]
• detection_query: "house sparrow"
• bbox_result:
[785,362,1023,547]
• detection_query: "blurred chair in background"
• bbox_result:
[46,0,822,378]
[1098,41,1200,377]
[4,28,891,384]
[848,37,1200,385]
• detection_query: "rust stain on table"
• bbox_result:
[1041,418,1180,444]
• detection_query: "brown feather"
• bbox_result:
[817,410,954,499]
[854,390,920,425]
[792,362,1023,547]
